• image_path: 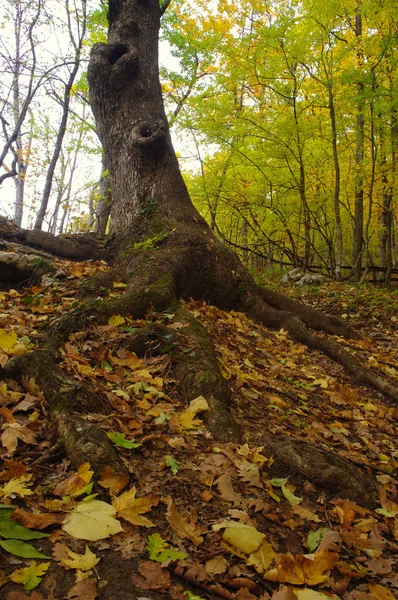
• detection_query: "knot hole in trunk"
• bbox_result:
[132,119,168,154]
[109,43,129,64]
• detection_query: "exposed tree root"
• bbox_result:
[263,435,377,508]
[242,293,398,403]
[0,216,106,260]
[258,286,361,340]
[3,350,127,478]
[4,349,109,415]
[122,309,242,442]
[54,413,129,477]
[1,228,394,508]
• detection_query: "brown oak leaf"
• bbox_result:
[214,473,242,506]
[67,578,98,600]
[131,560,171,590]
[166,498,204,546]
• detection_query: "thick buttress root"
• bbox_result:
[122,308,242,442]
[2,237,393,506]
[242,292,398,403]
[262,436,377,508]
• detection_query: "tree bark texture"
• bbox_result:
[88,0,198,248]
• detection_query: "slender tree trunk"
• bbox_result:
[49,155,68,235]
[328,85,342,280]
[34,0,87,230]
[352,6,365,281]
[93,153,111,234]
[290,65,310,269]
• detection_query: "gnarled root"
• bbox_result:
[263,435,377,508]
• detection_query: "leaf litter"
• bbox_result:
[0,257,397,599]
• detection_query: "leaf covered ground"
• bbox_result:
[0,258,397,600]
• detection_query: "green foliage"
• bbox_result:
[146,532,187,562]
[165,455,179,474]
[163,0,398,274]
[0,505,49,559]
[107,432,141,449]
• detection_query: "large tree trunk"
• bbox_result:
[88,0,196,249]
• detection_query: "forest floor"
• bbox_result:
[0,257,397,600]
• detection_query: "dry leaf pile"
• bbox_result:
[0,257,397,600]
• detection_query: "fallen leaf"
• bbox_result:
[281,486,302,506]
[292,505,321,522]
[11,508,65,529]
[178,410,202,430]
[146,532,187,562]
[188,396,209,414]
[53,463,93,497]
[270,585,296,599]
[368,584,395,600]
[0,538,49,558]
[131,560,171,590]
[205,555,228,575]
[6,592,47,600]
[166,498,203,545]
[67,578,98,600]
[214,473,242,506]
[264,550,339,585]
[53,542,73,568]
[295,590,333,599]
[112,487,159,527]
[237,461,263,488]
[1,425,37,455]
[213,522,265,554]
[98,466,129,495]
[247,539,276,573]
[10,561,50,591]
[0,329,17,350]
[62,499,123,540]
[108,315,125,327]
[0,476,33,499]
[61,545,100,571]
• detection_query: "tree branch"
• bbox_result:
[160,0,172,16]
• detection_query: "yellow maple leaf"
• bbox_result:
[247,539,276,573]
[213,521,265,554]
[10,561,50,591]
[0,329,17,350]
[178,410,202,430]
[0,475,33,499]
[108,315,125,327]
[264,550,339,585]
[61,545,100,571]
[236,443,267,465]
[112,486,158,527]
[62,499,123,540]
